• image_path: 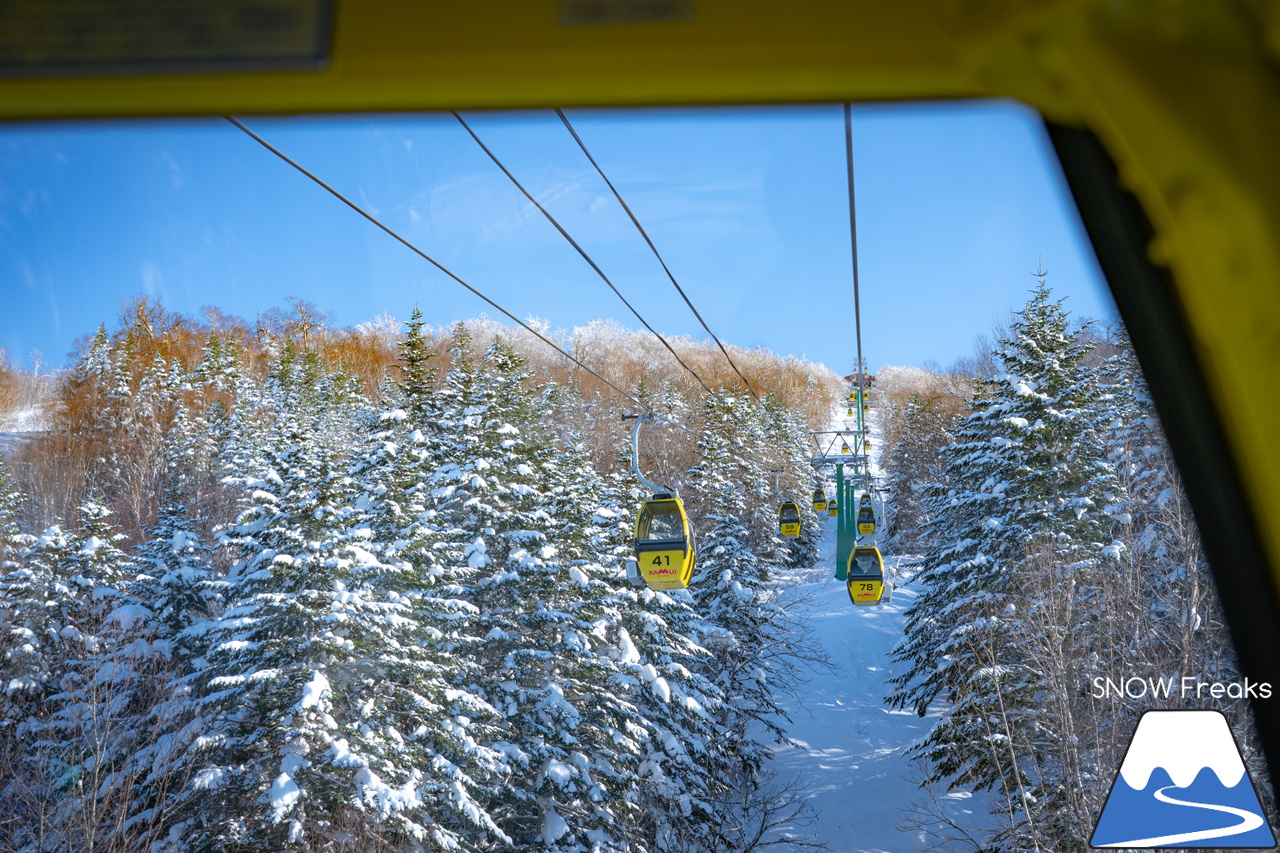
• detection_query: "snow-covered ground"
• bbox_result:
[770,533,986,851]
[0,407,45,456]
[763,403,987,851]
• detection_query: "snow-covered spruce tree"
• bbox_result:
[112,352,173,537]
[193,331,242,396]
[180,411,504,851]
[0,524,84,852]
[0,457,27,567]
[132,495,220,675]
[888,282,1122,848]
[343,312,514,852]
[110,495,224,849]
[1083,331,1266,813]
[0,524,78,744]
[0,462,35,777]
[595,426,728,853]
[882,393,956,551]
[426,331,647,851]
[687,392,801,852]
[761,394,820,571]
[169,335,244,526]
[11,496,142,852]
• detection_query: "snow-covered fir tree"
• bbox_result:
[426,331,646,851]
[598,435,727,853]
[688,392,802,851]
[888,282,1122,847]
[882,393,956,551]
[0,302,851,851]
[180,418,504,850]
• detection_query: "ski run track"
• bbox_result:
[764,408,985,852]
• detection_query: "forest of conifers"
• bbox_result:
[0,283,1269,853]
[0,296,841,852]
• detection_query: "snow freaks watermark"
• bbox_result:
[1090,675,1273,701]
[1090,710,1276,848]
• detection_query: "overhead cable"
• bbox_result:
[224,114,696,439]
[452,111,717,399]
[845,103,870,490]
[555,108,764,406]
[844,103,865,396]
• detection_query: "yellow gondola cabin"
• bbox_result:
[846,545,886,606]
[778,501,801,538]
[827,500,839,517]
[857,504,877,536]
[812,490,827,513]
[633,494,696,590]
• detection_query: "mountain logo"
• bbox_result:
[1091,710,1275,848]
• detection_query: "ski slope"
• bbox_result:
[770,535,986,850]
[765,406,987,851]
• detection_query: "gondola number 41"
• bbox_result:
[652,555,671,565]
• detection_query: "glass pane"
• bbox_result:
[0,102,1268,853]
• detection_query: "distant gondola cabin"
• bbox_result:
[633,495,696,590]
[846,545,885,606]
[778,501,801,538]
[857,504,876,536]
[827,500,839,517]
[812,490,827,512]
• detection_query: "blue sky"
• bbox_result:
[0,100,1113,377]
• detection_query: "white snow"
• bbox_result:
[192,767,228,789]
[298,671,330,711]
[79,536,107,554]
[542,808,570,843]
[268,753,308,822]
[617,629,642,665]
[765,401,988,851]
[109,604,153,630]
[544,759,574,786]
[354,766,423,814]
[766,559,986,851]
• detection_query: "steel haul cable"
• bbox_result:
[452,111,717,399]
[844,103,865,394]
[844,102,871,490]
[224,114,698,439]
[555,109,764,407]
